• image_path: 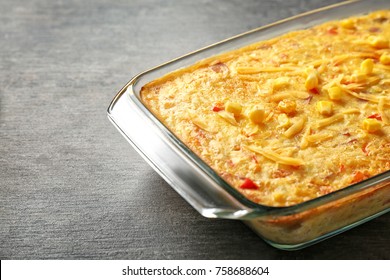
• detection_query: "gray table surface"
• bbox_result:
[1,0,389,260]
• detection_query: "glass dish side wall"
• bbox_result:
[246,181,390,249]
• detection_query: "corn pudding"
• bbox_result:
[141,10,390,207]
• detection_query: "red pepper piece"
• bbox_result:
[251,155,258,164]
[240,178,259,190]
[210,62,228,73]
[327,27,338,35]
[352,171,366,183]
[304,95,313,104]
[348,138,358,144]
[212,106,223,112]
[369,27,381,33]
[368,113,382,121]
[362,142,369,156]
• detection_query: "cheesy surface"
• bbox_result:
[141,11,390,207]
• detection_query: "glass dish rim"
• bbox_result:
[108,0,390,217]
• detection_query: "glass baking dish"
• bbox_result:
[108,0,390,250]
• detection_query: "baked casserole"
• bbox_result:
[141,10,390,208]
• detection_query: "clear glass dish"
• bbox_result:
[107,0,390,250]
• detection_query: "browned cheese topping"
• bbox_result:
[141,11,390,206]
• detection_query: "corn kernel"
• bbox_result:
[277,113,290,127]
[328,86,343,101]
[360,58,374,75]
[278,99,296,114]
[225,101,242,116]
[341,19,354,29]
[362,118,382,133]
[273,192,285,203]
[249,107,265,124]
[380,53,390,65]
[368,36,389,48]
[316,101,333,116]
[305,73,318,90]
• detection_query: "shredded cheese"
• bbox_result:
[245,145,305,166]
[236,66,297,74]
[378,97,390,124]
[284,117,306,138]
[314,114,344,129]
[217,111,239,126]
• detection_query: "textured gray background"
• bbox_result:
[1,0,389,259]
